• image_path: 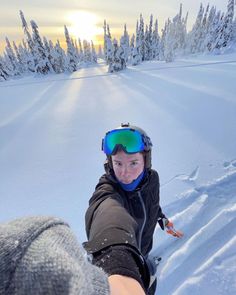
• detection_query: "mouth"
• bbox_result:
[120,179,133,184]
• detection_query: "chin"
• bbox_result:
[120,179,132,184]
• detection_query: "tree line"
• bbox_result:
[0,1,235,81]
[104,1,235,72]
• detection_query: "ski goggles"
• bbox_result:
[102,128,152,155]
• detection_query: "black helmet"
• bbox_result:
[102,123,152,169]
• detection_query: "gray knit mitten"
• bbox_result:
[0,216,110,295]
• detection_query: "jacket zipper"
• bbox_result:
[137,191,147,250]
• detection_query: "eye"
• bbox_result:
[131,161,138,166]
[114,161,122,167]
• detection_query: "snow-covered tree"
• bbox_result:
[172,4,187,54]
[130,34,142,65]
[64,25,77,72]
[187,3,205,53]
[91,41,97,63]
[134,20,142,64]
[106,37,114,72]
[30,20,51,74]
[152,19,160,59]
[5,37,20,76]
[43,37,57,72]
[109,38,126,72]
[162,19,174,62]
[144,15,153,60]
[215,0,235,49]
[54,40,67,73]
[120,24,130,63]
[82,40,91,63]
[19,10,36,71]
[103,20,113,64]
[232,16,236,43]
[139,14,145,61]
[19,40,35,73]
[212,12,226,51]
[78,38,84,61]
[0,57,9,81]
[13,41,27,73]
[202,6,217,52]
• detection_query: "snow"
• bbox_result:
[0,52,236,294]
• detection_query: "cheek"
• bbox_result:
[135,165,144,175]
[113,166,121,176]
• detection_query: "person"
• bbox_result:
[83,123,183,295]
[0,216,110,295]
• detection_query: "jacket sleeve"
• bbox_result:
[84,184,140,254]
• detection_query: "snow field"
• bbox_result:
[0,53,236,294]
[155,170,236,294]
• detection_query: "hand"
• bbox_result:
[108,275,145,295]
[165,220,184,238]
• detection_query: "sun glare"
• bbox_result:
[66,10,102,42]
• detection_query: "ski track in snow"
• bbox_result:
[154,169,236,294]
[161,166,200,187]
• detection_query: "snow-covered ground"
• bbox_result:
[0,53,236,294]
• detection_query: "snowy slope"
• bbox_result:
[153,169,236,294]
[0,53,236,294]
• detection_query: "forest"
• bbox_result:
[0,0,235,80]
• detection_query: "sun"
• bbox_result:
[66,10,101,42]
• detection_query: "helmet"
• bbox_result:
[102,123,152,169]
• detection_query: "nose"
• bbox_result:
[120,165,128,177]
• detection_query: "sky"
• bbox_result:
[0,0,230,53]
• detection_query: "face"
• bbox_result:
[111,150,145,184]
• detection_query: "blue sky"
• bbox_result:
[0,0,229,52]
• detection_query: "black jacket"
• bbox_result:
[84,166,166,257]
[83,165,166,291]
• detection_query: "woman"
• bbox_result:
[83,123,183,295]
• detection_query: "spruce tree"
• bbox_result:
[163,19,174,62]
[103,20,108,62]
[106,36,114,72]
[31,20,51,74]
[219,0,235,48]
[5,37,20,76]
[64,25,77,72]
[19,10,36,72]
[91,41,97,63]
[83,40,92,63]
[152,19,160,59]
[130,36,141,66]
[134,20,142,64]
[144,15,153,60]
[203,6,217,52]
[198,4,210,52]
[0,57,9,81]
[139,14,145,61]
[110,38,126,72]
[188,3,204,53]
[13,41,26,73]
[54,40,67,72]
[120,24,130,63]
[78,38,84,62]
[43,37,58,73]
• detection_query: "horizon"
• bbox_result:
[0,0,230,54]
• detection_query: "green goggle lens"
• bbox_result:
[103,129,145,155]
